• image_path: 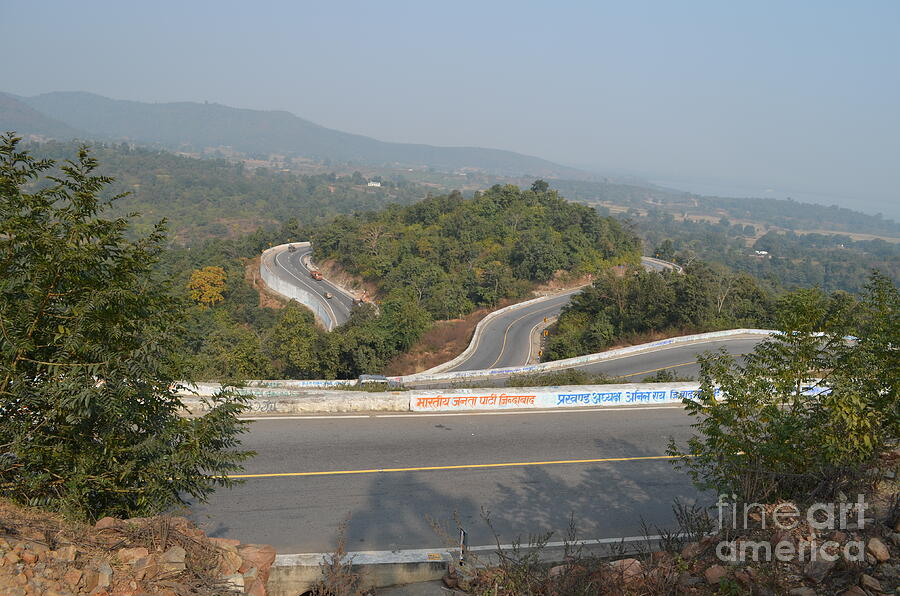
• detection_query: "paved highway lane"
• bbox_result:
[188,407,705,553]
[409,335,764,388]
[570,335,762,381]
[446,291,580,372]
[271,245,356,327]
[443,257,683,374]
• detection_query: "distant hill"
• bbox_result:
[0,92,87,140]
[2,91,583,178]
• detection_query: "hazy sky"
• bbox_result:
[4,1,899,218]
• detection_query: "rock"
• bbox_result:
[96,561,112,588]
[867,537,890,563]
[804,557,836,583]
[548,564,566,577]
[788,588,817,596]
[651,550,673,564]
[734,570,751,586]
[245,578,267,596]
[223,573,244,589]
[704,564,727,584]
[218,549,243,576]
[158,545,187,573]
[82,568,99,592]
[237,544,276,582]
[879,562,899,578]
[63,568,82,588]
[132,556,158,581]
[890,532,900,547]
[116,547,149,565]
[609,558,643,582]
[860,573,883,593]
[54,545,77,562]
[210,537,241,550]
[22,541,49,556]
[4,551,20,565]
[681,541,702,559]
[840,587,867,596]
[93,517,119,531]
[832,531,848,543]
[894,519,900,533]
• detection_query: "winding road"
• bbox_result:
[234,249,759,557]
[433,256,682,375]
[267,244,357,328]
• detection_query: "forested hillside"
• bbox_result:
[311,182,641,319]
[162,183,640,379]
[639,210,899,293]
[545,263,776,361]
[550,178,900,238]
[25,140,428,241]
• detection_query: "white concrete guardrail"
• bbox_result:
[641,255,684,273]
[179,378,829,417]
[260,242,336,330]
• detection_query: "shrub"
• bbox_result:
[0,135,251,520]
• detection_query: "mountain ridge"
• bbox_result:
[2,90,584,178]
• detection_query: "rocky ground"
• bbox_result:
[0,501,275,596]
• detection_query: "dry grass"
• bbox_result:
[383,306,498,376]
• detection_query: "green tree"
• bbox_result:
[530,179,549,193]
[668,277,898,502]
[0,135,251,520]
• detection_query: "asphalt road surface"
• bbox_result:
[444,256,682,374]
[188,405,705,554]
[445,290,580,372]
[271,245,356,327]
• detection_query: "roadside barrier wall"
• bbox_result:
[179,389,409,415]
[397,328,776,385]
[178,376,827,417]
[408,382,705,412]
[259,243,335,330]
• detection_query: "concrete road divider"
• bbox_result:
[179,389,408,416]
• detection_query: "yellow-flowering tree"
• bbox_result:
[188,266,227,308]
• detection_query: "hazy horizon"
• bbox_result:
[5,1,899,219]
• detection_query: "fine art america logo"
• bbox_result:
[715,494,868,563]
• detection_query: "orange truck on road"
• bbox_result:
[310,270,323,280]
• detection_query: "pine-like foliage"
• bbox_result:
[0,134,251,520]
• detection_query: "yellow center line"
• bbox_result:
[230,454,681,479]
[488,303,562,369]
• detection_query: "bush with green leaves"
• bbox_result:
[668,274,898,502]
[0,134,251,520]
